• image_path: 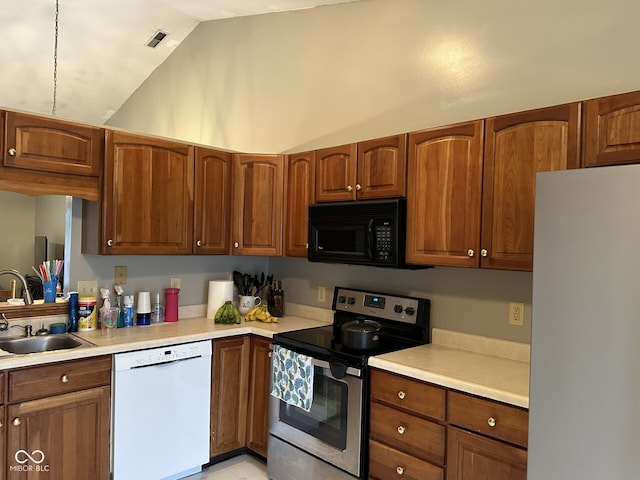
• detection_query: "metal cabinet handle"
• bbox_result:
[12,418,21,427]
[346,185,353,192]
[467,249,475,257]
[396,466,405,475]
[196,240,202,247]
[0,420,3,428]
[107,239,114,247]
[305,242,308,249]
[397,390,406,400]
[61,374,69,383]
[397,425,406,435]
[355,183,362,191]
[8,148,16,156]
[487,417,496,427]
[234,242,239,248]
[481,249,488,257]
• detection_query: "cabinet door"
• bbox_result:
[246,336,272,457]
[284,151,315,257]
[4,111,103,177]
[357,134,407,200]
[231,154,284,256]
[406,121,484,267]
[583,90,640,167]
[482,103,580,271]
[315,143,357,202]
[194,147,232,254]
[6,386,111,480]
[446,426,527,480]
[101,130,194,254]
[211,336,250,457]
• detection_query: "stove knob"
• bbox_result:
[348,297,356,305]
[394,305,403,314]
[404,307,415,316]
[338,295,346,304]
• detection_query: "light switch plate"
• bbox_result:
[77,280,98,297]
[115,266,127,284]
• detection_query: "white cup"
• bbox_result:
[137,291,151,314]
[238,295,261,315]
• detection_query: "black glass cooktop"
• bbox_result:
[272,324,423,368]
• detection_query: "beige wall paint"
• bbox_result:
[104,0,640,342]
[109,0,640,153]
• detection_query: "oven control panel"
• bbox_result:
[332,287,423,325]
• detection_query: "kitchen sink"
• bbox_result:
[0,334,92,354]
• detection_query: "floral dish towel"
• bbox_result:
[270,344,314,412]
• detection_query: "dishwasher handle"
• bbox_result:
[130,354,204,370]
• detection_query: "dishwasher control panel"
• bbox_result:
[114,340,212,370]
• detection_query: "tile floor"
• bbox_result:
[188,455,268,480]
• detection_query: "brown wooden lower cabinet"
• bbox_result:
[446,426,527,480]
[210,336,250,457]
[4,356,111,480]
[369,439,444,480]
[246,335,272,457]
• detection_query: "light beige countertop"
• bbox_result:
[0,305,530,409]
[369,328,530,408]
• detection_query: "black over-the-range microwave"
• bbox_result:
[308,198,415,268]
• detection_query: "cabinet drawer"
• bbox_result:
[448,390,528,447]
[369,439,444,480]
[8,355,111,403]
[370,369,445,421]
[370,401,445,465]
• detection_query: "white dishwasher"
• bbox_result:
[113,340,212,480]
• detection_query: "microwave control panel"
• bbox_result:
[373,220,394,261]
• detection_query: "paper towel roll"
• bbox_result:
[207,280,234,319]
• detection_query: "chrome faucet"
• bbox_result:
[0,270,34,305]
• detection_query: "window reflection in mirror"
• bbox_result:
[0,191,69,301]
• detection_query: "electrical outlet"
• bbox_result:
[115,266,127,284]
[77,280,98,297]
[317,286,326,303]
[509,302,525,326]
[170,277,181,289]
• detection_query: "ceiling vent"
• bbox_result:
[146,30,168,48]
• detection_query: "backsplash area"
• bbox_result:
[269,257,533,344]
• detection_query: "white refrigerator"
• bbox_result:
[528,165,640,479]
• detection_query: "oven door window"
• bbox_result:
[279,366,348,451]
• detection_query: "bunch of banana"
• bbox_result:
[214,301,241,324]
[245,304,279,323]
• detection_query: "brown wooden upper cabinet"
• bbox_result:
[482,103,581,270]
[3,110,103,177]
[232,154,284,256]
[315,135,407,202]
[406,121,484,268]
[83,130,195,255]
[0,110,102,200]
[583,90,640,167]
[194,147,232,254]
[284,151,315,257]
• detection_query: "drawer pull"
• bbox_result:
[61,374,69,383]
[0,420,3,428]
[8,148,17,156]
[487,416,496,427]
[397,425,406,435]
[397,390,406,400]
[396,466,405,475]
[12,418,21,427]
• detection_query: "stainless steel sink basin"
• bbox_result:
[0,334,91,354]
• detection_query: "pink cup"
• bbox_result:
[164,288,180,322]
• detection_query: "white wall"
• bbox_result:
[109,0,640,153]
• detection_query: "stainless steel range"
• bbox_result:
[268,286,430,480]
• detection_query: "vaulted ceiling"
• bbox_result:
[0,0,360,125]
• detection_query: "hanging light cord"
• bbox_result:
[52,0,59,116]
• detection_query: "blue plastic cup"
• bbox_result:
[43,279,58,303]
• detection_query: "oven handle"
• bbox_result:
[270,344,362,379]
